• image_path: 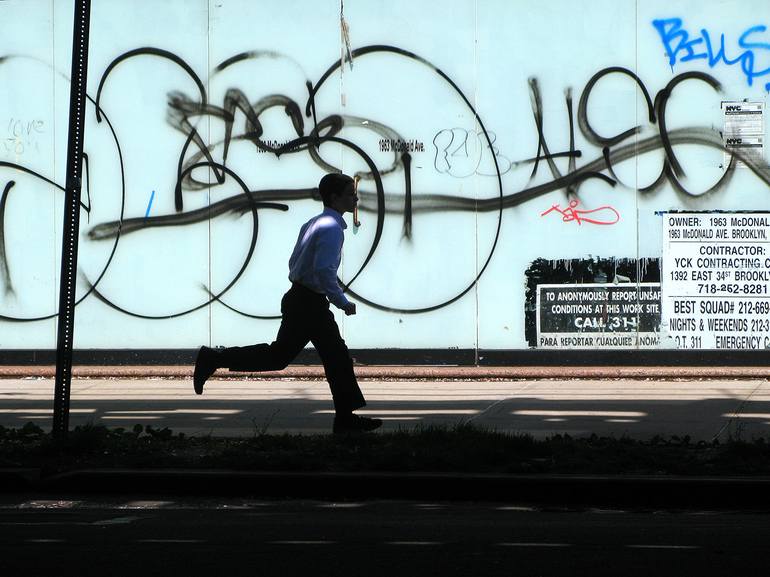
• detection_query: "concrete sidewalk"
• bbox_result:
[2,376,769,441]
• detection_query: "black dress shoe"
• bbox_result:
[333,413,383,434]
[193,346,219,395]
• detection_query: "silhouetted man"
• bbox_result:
[193,173,382,434]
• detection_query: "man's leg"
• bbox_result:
[309,307,380,432]
[309,306,364,412]
[193,288,310,394]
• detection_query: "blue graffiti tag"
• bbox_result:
[652,18,770,90]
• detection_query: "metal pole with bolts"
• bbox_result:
[52,0,91,439]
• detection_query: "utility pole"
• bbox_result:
[53,0,91,438]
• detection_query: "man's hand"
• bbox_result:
[343,302,357,316]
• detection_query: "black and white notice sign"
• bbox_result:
[662,212,770,350]
[536,283,661,349]
[722,101,764,168]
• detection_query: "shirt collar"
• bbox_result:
[322,207,347,230]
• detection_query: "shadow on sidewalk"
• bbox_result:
[1,396,769,441]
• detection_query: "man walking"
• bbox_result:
[193,173,382,434]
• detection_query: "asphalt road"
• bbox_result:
[1,496,769,576]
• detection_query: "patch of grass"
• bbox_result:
[2,422,770,476]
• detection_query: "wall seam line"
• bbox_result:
[208,0,213,347]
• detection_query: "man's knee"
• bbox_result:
[265,342,299,370]
[266,357,292,371]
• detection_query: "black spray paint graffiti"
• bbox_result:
[0,180,14,297]
[434,67,769,202]
[1,47,769,323]
[0,46,502,320]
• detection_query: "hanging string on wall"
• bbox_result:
[340,0,354,106]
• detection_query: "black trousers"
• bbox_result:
[219,283,366,414]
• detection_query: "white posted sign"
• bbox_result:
[536,283,661,349]
[662,212,770,350]
[722,101,765,168]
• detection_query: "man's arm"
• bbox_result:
[313,225,352,311]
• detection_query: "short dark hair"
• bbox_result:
[318,173,354,206]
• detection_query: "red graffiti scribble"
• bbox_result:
[540,199,620,225]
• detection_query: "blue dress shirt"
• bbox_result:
[288,207,350,310]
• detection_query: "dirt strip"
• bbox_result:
[2,365,770,379]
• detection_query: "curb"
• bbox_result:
[4,469,770,509]
[3,365,770,379]
[0,468,41,491]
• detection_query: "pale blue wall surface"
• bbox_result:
[0,0,768,352]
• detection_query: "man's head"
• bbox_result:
[319,173,357,214]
